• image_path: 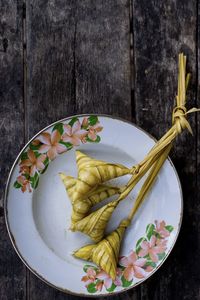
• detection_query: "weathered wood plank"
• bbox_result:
[75,1,132,119]
[0,1,26,299]
[26,0,77,138]
[132,0,198,299]
[26,0,132,299]
[26,2,78,296]
[1,0,200,299]
[196,3,200,299]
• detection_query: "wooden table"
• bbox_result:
[0,1,199,299]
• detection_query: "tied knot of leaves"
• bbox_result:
[172,105,187,134]
[130,164,141,175]
[119,219,131,228]
[172,53,200,135]
[172,105,199,135]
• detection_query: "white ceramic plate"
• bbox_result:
[5,115,182,296]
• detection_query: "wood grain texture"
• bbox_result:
[0,1,26,300]
[26,0,132,299]
[26,0,132,139]
[1,0,200,299]
[74,1,131,118]
[196,3,200,298]
[25,0,77,296]
[132,0,199,299]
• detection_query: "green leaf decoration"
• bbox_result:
[106,283,116,292]
[88,115,98,126]
[121,275,133,287]
[86,135,101,143]
[53,123,64,135]
[20,152,28,161]
[29,143,41,151]
[144,254,151,260]
[155,232,162,239]
[95,135,101,143]
[43,157,49,166]
[145,261,156,268]
[14,181,22,188]
[157,252,166,260]
[40,157,49,174]
[41,165,48,174]
[117,265,125,270]
[34,151,41,158]
[68,117,79,127]
[24,173,30,180]
[59,141,73,149]
[87,282,97,293]
[165,225,174,232]
[83,264,99,273]
[136,237,146,254]
[146,224,155,240]
[30,172,39,189]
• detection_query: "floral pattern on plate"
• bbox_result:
[14,116,103,193]
[81,220,174,293]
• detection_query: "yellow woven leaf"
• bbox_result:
[74,219,129,280]
[60,173,120,225]
[71,199,120,242]
[76,151,130,186]
[59,172,95,203]
[72,184,120,223]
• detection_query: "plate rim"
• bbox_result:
[4,113,183,297]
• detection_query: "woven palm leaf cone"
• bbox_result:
[74,144,171,280]
[59,173,95,203]
[60,173,121,225]
[70,198,121,242]
[72,184,121,223]
[75,150,130,186]
[72,54,199,242]
[73,219,129,280]
[71,144,170,241]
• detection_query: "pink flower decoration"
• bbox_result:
[20,149,46,176]
[37,130,66,160]
[17,175,31,193]
[19,165,30,175]
[95,268,122,290]
[81,268,97,286]
[114,268,123,286]
[96,271,113,289]
[62,120,87,146]
[81,117,89,127]
[119,251,146,281]
[155,220,170,238]
[145,265,154,272]
[138,236,167,263]
[82,117,103,141]
[31,139,40,146]
[96,281,103,291]
[156,238,167,251]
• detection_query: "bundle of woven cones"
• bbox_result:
[60,54,199,280]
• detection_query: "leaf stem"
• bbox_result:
[127,144,172,221]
